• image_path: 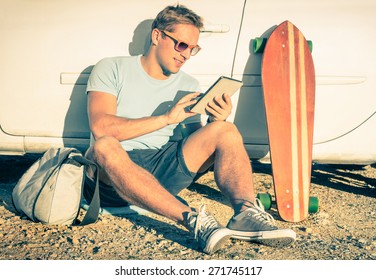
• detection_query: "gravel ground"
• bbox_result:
[0,154,375,261]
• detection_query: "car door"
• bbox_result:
[0,0,245,154]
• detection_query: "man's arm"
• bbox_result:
[87,91,200,141]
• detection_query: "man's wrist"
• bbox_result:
[161,114,170,126]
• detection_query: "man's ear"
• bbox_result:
[151,28,160,46]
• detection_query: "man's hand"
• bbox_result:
[206,93,233,122]
[165,92,200,125]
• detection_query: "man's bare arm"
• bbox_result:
[87,91,200,141]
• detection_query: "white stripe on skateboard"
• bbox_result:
[299,32,310,217]
[288,22,300,221]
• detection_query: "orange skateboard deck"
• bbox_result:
[261,21,316,222]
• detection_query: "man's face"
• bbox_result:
[155,24,200,76]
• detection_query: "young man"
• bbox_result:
[84,4,296,254]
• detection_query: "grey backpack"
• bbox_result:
[12,147,100,226]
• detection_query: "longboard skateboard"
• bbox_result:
[255,21,318,222]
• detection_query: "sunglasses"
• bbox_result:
[161,30,201,56]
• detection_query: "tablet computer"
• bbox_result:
[189,76,243,115]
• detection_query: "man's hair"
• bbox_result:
[151,4,203,32]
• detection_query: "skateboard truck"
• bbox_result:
[253,37,313,53]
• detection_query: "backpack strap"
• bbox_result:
[71,155,100,226]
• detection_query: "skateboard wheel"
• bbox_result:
[307,40,313,53]
[308,196,319,213]
[253,37,267,53]
[256,193,272,210]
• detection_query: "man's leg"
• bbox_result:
[86,136,191,223]
[183,121,296,246]
[182,121,255,213]
[86,135,232,254]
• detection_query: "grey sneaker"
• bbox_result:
[186,205,231,254]
[227,199,296,247]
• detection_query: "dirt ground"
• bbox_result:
[0,154,375,261]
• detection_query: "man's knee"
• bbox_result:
[94,136,119,153]
[85,136,123,183]
[207,121,242,143]
[90,136,125,164]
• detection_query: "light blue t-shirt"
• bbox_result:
[86,55,201,151]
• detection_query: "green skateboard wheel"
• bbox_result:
[308,196,319,213]
[307,40,313,53]
[256,193,272,210]
[253,37,267,53]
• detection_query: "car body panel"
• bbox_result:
[0,0,375,164]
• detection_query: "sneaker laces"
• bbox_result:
[192,205,220,241]
[249,198,276,226]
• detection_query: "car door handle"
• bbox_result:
[201,24,230,33]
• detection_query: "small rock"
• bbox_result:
[358,238,367,244]
[67,237,80,245]
[168,246,177,252]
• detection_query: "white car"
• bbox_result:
[0,0,375,164]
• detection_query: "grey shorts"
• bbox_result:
[84,139,198,207]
